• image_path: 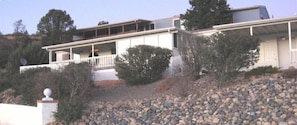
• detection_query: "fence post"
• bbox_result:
[37,88,58,125]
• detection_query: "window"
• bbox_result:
[111,48,116,54]
[173,33,178,48]
[173,19,181,28]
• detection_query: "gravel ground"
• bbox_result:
[75,76,297,125]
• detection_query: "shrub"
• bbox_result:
[181,33,259,88]
[12,67,51,105]
[245,66,280,77]
[10,62,93,124]
[179,35,209,79]
[115,45,172,85]
[282,66,297,79]
[54,63,93,124]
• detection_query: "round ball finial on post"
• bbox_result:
[42,88,53,101]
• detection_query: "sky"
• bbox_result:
[0,0,296,34]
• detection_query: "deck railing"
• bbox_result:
[20,54,117,72]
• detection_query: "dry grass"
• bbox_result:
[94,80,125,90]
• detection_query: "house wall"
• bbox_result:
[253,38,279,68]
[259,6,270,19]
[233,7,269,23]
[116,32,173,55]
[278,38,297,69]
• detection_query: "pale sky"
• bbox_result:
[0,0,296,34]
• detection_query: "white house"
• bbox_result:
[20,6,297,81]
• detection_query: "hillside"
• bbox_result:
[76,76,297,125]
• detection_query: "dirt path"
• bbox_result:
[91,80,165,102]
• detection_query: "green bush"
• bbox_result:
[202,33,259,88]
[282,67,297,79]
[12,67,51,105]
[115,45,172,85]
[10,63,93,124]
[245,66,280,77]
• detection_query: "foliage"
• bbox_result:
[0,73,11,93]
[180,0,232,30]
[11,63,93,124]
[115,45,172,85]
[13,20,26,34]
[55,100,84,124]
[11,67,51,105]
[179,35,209,79]
[37,9,76,46]
[282,67,297,79]
[0,39,17,69]
[53,63,93,124]
[180,33,259,87]
[98,20,109,25]
[245,66,280,77]
[204,33,259,87]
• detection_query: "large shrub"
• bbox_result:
[180,33,259,87]
[115,45,172,85]
[179,35,209,79]
[205,33,260,87]
[11,63,93,124]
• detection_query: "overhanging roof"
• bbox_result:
[212,16,297,36]
[42,27,180,50]
[213,16,297,30]
[76,19,151,32]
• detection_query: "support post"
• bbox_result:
[70,47,73,60]
[288,21,292,64]
[250,26,253,36]
[49,51,52,64]
[91,44,95,65]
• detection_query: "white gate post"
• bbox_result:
[37,88,58,125]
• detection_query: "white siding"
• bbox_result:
[158,33,173,49]
[117,32,173,55]
[278,38,297,69]
[144,35,159,46]
[254,39,279,68]
[117,39,131,55]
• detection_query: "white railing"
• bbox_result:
[20,54,117,72]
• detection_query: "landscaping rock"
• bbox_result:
[76,77,297,124]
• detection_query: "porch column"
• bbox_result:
[250,26,253,36]
[288,21,292,64]
[69,48,73,60]
[91,44,94,66]
[49,51,52,63]
[91,44,95,57]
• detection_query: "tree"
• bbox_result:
[115,45,172,85]
[180,0,232,30]
[98,20,109,25]
[13,19,26,34]
[37,9,76,46]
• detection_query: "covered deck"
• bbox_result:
[213,16,297,69]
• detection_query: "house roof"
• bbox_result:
[76,19,152,32]
[213,15,297,30]
[212,15,297,37]
[42,27,181,50]
[229,5,267,12]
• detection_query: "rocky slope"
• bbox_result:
[76,77,297,125]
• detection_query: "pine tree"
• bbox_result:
[181,0,232,30]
